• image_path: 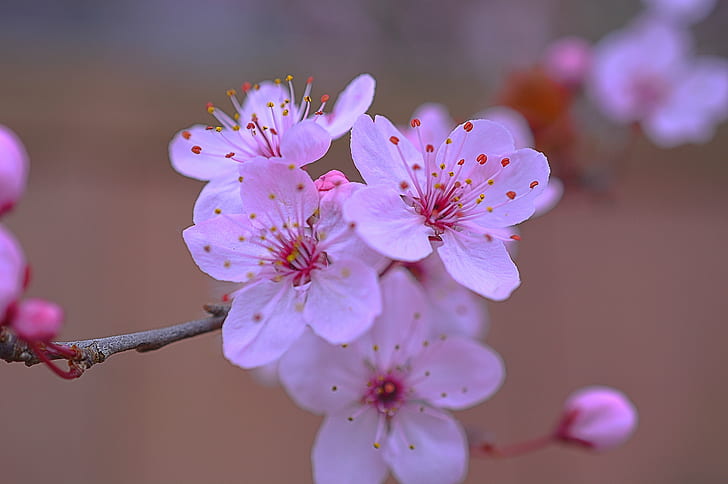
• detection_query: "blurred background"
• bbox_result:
[2,0,728,482]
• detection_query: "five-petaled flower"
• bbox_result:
[279,269,504,484]
[344,114,550,300]
[183,159,382,368]
[170,74,375,222]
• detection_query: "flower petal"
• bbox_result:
[344,185,432,262]
[320,74,376,139]
[438,230,520,301]
[0,126,28,214]
[410,337,504,409]
[238,159,319,225]
[0,225,24,319]
[182,214,268,282]
[351,114,423,188]
[407,103,454,147]
[304,258,381,344]
[169,125,248,181]
[313,408,389,484]
[279,120,332,166]
[384,405,468,484]
[222,282,305,368]
[279,329,369,414]
[436,119,515,172]
[475,106,534,149]
[533,177,563,217]
[192,174,245,223]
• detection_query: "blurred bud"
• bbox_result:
[0,224,25,323]
[543,37,592,87]
[314,170,349,192]
[11,298,64,342]
[0,125,29,216]
[556,386,638,451]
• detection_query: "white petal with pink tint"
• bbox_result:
[192,174,244,223]
[279,120,331,166]
[169,126,244,181]
[438,230,520,301]
[385,405,468,484]
[533,177,564,218]
[321,74,376,139]
[435,120,515,167]
[475,106,534,149]
[344,186,432,262]
[0,224,24,320]
[304,259,381,344]
[222,282,305,368]
[313,408,389,484]
[0,125,28,215]
[410,338,504,409]
[407,103,454,147]
[279,330,369,414]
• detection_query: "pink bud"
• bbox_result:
[0,224,25,324]
[0,125,29,216]
[556,386,638,451]
[11,298,64,343]
[314,170,349,192]
[543,37,592,87]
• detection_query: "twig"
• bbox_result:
[0,303,230,371]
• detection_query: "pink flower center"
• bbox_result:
[365,373,407,416]
[196,76,329,161]
[630,74,669,116]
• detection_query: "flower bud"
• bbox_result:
[543,37,592,87]
[11,298,64,343]
[556,386,637,451]
[0,224,25,323]
[314,170,349,192]
[0,125,29,216]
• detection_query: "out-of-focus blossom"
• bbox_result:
[542,37,593,87]
[643,0,717,24]
[0,224,25,323]
[475,106,535,149]
[589,20,728,147]
[10,298,64,343]
[556,386,638,451]
[0,125,29,216]
[403,253,488,339]
[314,169,350,193]
[279,269,504,484]
[170,74,375,222]
[183,160,382,368]
[345,115,550,301]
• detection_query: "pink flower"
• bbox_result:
[183,159,382,368]
[314,169,350,193]
[170,74,375,222]
[556,386,638,451]
[0,125,29,216]
[279,269,504,484]
[589,19,728,147]
[474,106,535,150]
[10,298,64,343]
[643,0,717,24]
[0,224,25,324]
[403,253,488,339]
[542,37,593,87]
[344,114,550,300]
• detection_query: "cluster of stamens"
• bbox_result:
[364,373,407,417]
[185,75,330,161]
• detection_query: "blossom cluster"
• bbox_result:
[0,127,78,378]
[172,74,637,483]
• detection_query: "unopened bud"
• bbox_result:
[314,170,350,192]
[0,225,25,323]
[556,386,638,451]
[0,126,29,216]
[11,298,64,343]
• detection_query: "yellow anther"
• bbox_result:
[207,106,215,114]
[267,101,275,108]
[445,138,453,144]
[232,125,241,131]
[268,193,276,200]
[487,179,494,185]
[431,172,438,178]
[373,443,381,449]
[439,163,446,169]
[238,236,246,242]
[448,171,455,177]
[465,178,472,184]
[215,126,223,132]
[233,113,240,120]
[282,109,289,116]
[226,89,237,97]
[304,96,312,103]
[285,75,294,81]
[274,78,281,84]
[487,206,494,212]
[286,251,299,263]
[479,193,485,199]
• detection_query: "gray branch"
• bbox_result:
[0,304,230,371]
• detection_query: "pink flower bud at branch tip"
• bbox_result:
[555,386,638,451]
[0,125,29,217]
[314,169,349,192]
[11,298,64,343]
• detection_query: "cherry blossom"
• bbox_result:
[183,159,382,368]
[0,125,29,216]
[279,269,504,484]
[542,37,593,87]
[10,298,64,343]
[556,386,638,451]
[170,74,375,222]
[344,114,550,300]
[589,19,728,147]
[0,224,25,324]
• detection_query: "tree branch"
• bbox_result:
[0,303,230,371]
